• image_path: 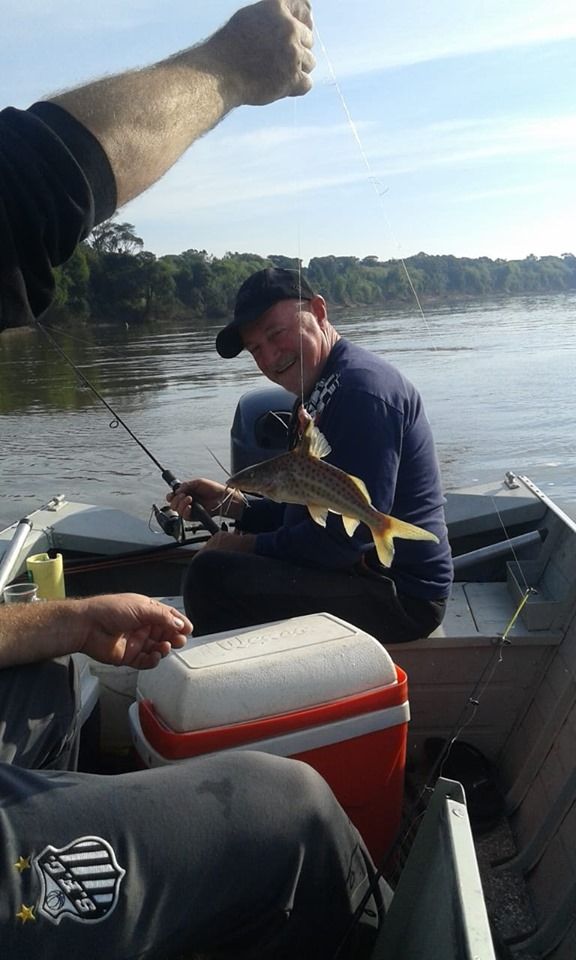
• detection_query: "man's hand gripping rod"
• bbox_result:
[161,470,221,536]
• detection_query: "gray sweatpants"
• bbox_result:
[0,661,384,959]
[0,657,79,769]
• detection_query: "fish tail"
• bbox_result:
[371,515,439,568]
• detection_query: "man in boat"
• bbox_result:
[170,266,453,642]
[1,3,386,958]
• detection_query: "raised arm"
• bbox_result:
[49,0,314,206]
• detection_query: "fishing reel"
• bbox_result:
[152,504,186,542]
[152,503,227,541]
[153,470,225,541]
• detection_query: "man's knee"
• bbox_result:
[174,750,345,841]
[226,752,353,852]
[184,550,222,591]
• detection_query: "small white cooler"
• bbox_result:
[130,612,409,863]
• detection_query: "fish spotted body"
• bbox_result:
[227,410,439,567]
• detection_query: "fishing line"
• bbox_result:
[298,293,306,412]
[421,589,530,793]
[315,23,533,633]
[290,97,307,412]
[35,321,219,534]
[305,21,549,958]
[405,585,536,825]
[492,493,535,594]
[314,11,526,688]
[312,32,540,950]
[315,14,533,588]
[314,22,438,350]
[204,446,249,518]
[36,318,129,355]
[315,18,531,619]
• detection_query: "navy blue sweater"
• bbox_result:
[239,338,453,600]
[0,103,116,330]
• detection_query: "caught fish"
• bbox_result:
[227,407,439,567]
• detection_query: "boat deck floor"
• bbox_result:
[475,821,538,960]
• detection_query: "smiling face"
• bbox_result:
[241,295,338,397]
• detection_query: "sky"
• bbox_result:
[3,0,576,265]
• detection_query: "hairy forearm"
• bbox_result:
[0,594,190,671]
[49,52,231,207]
[48,0,313,207]
[0,600,87,668]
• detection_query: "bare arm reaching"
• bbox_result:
[50,0,315,206]
[0,1,314,332]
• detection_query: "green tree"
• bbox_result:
[169,250,214,315]
[137,252,177,318]
[88,218,144,255]
[268,255,303,271]
[52,246,91,314]
[88,252,146,320]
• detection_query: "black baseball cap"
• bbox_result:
[216,267,316,359]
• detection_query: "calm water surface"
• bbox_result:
[1,293,575,529]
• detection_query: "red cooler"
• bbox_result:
[130,612,409,863]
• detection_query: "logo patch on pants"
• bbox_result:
[34,836,126,925]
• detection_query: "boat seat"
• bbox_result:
[157,585,564,647]
[445,491,545,541]
[429,581,563,645]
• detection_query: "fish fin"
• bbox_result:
[372,515,439,568]
[372,529,396,568]
[342,515,360,537]
[348,473,371,501]
[306,424,332,460]
[307,504,328,527]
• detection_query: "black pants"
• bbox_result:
[1,662,385,959]
[184,550,446,641]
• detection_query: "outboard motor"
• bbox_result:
[230,387,296,473]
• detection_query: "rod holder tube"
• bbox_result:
[0,519,33,599]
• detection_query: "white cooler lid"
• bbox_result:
[137,612,398,733]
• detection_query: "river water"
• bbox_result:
[1,292,575,529]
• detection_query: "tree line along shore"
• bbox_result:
[51,218,576,324]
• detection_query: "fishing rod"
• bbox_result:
[36,321,220,535]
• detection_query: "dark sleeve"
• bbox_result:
[0,102,116,329]
[235,497,286,534]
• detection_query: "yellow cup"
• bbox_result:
[26,553,66,600]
